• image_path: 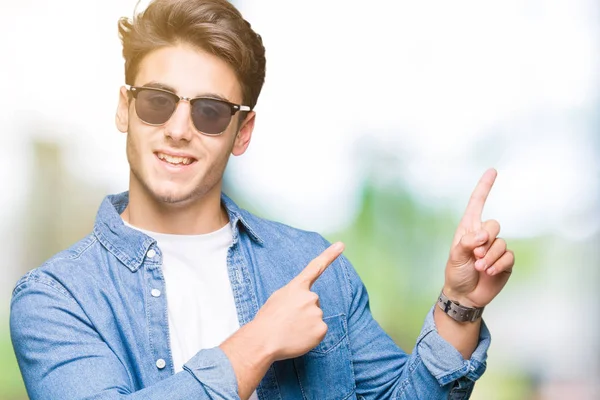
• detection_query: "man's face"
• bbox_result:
[116,44,254,207]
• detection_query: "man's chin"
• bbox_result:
[150,187,199,206]
[130,169,211,207]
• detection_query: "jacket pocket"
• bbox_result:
[294,314,355,400]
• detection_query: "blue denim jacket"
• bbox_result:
[10,192,490,399]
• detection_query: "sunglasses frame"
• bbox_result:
[125,84,251,136]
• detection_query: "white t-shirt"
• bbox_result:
[125,221,258,399]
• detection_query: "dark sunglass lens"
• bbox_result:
[135,89,177,125]
[191,99,232,134]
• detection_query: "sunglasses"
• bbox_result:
[126,85,251,136]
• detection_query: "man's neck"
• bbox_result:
[122,186,229,235]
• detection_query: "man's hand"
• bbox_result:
[433,168,514,359]
[219,241,345,399]
[253,241,345,360]
[444,168,515,308]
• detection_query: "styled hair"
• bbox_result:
[118,0,266,109]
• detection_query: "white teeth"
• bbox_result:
[157,153,193,165]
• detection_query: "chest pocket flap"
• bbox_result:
[294,313,356,399]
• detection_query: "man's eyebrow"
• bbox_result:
[200,93,233,103]
[140,82,235,103]
[141,81,177,92]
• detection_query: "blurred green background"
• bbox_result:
[1,0,598,399]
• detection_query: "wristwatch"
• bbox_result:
[437,292,484,322]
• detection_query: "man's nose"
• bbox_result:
[164,101,194,141]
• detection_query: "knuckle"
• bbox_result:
[471,192,483,203]
[496,238,507,251]
[489,219,501,232]
[506,250,515,263]
[482,219,500,237]
[318,322,328,337]
[309,307,321,320]
[317,308,324,319]
[475,246,487,257]
[309,292,320,302]
[313,262,325,275]
[314,256,327,267]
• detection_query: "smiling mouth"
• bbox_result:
[156,152,196,166]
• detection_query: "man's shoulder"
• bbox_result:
[236,208,352,279]
[12,234,101,298]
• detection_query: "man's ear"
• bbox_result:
[232,111,256,156]
[115,86,130,133]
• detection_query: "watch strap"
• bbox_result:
[437,291,484,322]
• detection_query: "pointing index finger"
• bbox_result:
[295,242,345,288]
[462,168,497,226]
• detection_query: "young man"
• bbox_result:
[10,0,514,399]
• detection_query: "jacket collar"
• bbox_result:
[93,191,263,272]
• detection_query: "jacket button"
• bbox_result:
[151,289,161,297]
[147,249,157,258]
[156,359,166,369]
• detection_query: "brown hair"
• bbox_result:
[118,0,266,109]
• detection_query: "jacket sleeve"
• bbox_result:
[10,273,240,400]
[340,255,491,399]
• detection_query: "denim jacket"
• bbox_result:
[10,192,490,399]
